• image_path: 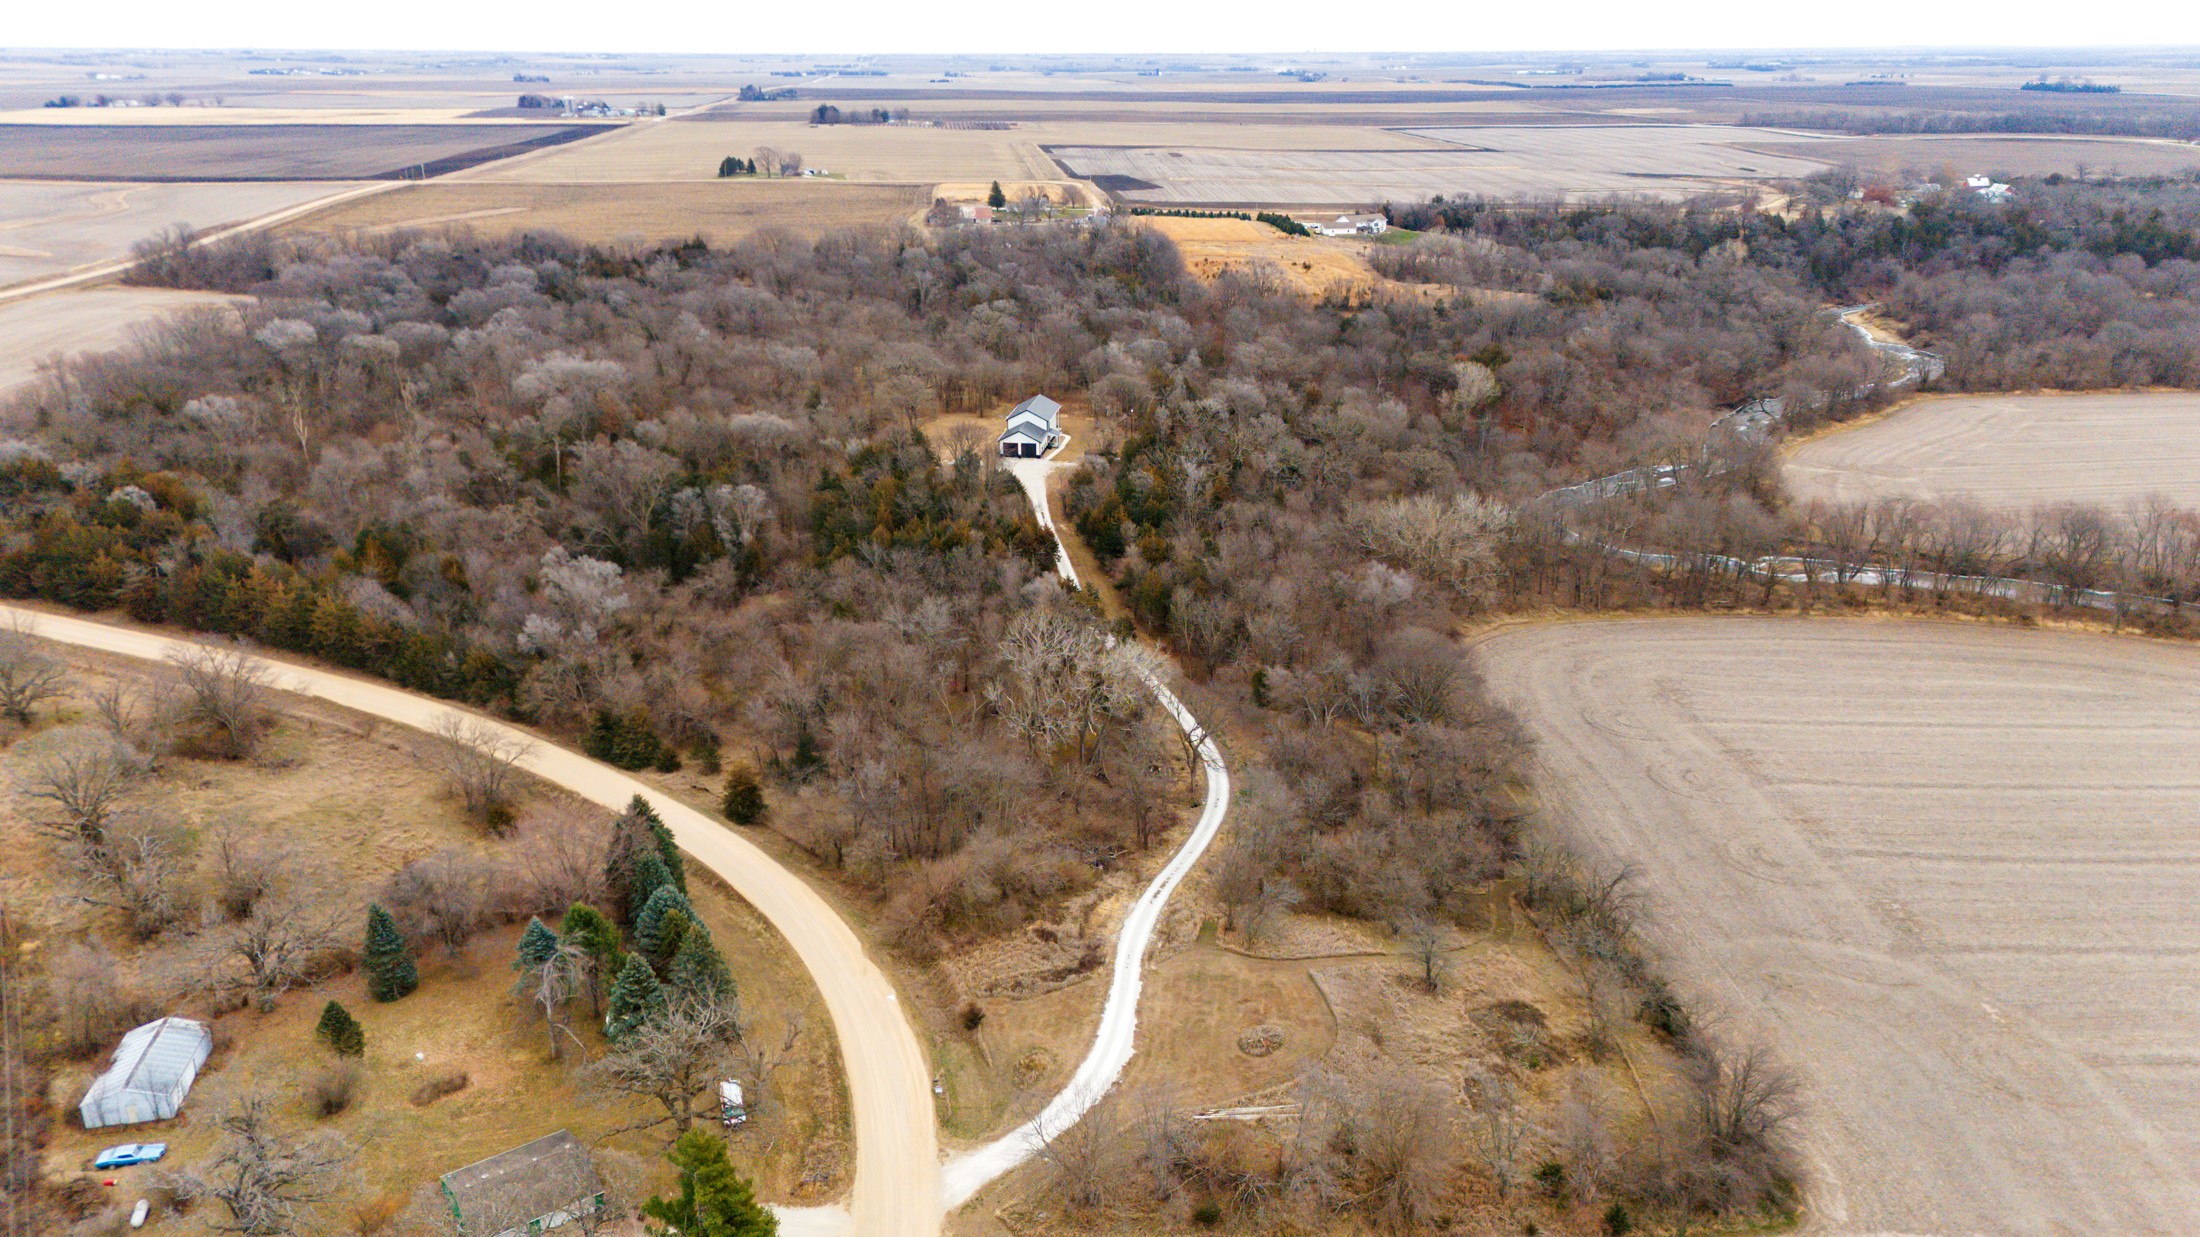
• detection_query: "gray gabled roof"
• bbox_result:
[999,422,1050,444]
[441,1130,602,1221]
[1006,394,1060,429]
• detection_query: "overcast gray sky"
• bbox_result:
[8,0,2199,55]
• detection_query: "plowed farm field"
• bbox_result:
[1478,617,2200,1235]
[1052,125,1836,205]
[0,180,351,287]
[1785,392,2200,511]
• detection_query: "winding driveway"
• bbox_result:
[0,601,938,1237]
[939,448,1233,1207]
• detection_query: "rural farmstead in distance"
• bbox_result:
[4,17,2200,1237]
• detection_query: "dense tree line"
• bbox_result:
[14,183,2196,1225]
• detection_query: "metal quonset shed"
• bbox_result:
[79,1016,213,1130]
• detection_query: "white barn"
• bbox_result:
[80,1016,212,1129]
[998,394,1063,458]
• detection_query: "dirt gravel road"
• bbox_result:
[0,602,937,1237]
[1785,392,2200,511]
[1478,617,2200,1235]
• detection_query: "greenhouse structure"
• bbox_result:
[79,1016,213,1130]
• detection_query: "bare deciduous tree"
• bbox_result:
[73,814,195,940]
[167,643,274,760]
[0,619,64,724]
[1031,1088,1127,1217]
[381,849,490,956]
[1402,915,1448,993]
[170,1094,351,1235]
[425,712,534,832]
[585,996,743,1136]
[16,725,145,848]
[1465,1067,1529,1200]
[205,894,345,1012]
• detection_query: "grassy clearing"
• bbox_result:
[10,644,846,1232]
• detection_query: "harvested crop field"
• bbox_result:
[458,117,1061,184]
[1053,125,1833,205]
[1740,133,2200,180]
[0,123,608,181]
[0,180,349,287]
[1478,617,2200,1233]
[0,287,242,391]
[288,180,929,244]
[1785,392,2200,511]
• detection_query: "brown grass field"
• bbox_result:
[0,180,352,287]
[0,123,607,181]
[0,288,242,391]
[1139,215,1441,299]
[288,179,930,245]
[1478,617,2200,1234]
[1785,392,2200,511]
[13,643,847,1229]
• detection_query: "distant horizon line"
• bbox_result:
[6,44,2200,59]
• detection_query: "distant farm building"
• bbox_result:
[999,394,1063,458]
[440,1130,605,1237]
[1308,212,1388,237]
[79,1016,212,1129]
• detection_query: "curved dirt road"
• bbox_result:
[0,602,937,1237]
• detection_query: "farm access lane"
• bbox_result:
[0,601,938,1237]
[940,446,1234,1205]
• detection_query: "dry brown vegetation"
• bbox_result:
[4,643,844,1235]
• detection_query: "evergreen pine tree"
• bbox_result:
[561,902,622,1015]
[987,180,1007,209]
[605,952,666,1042]
[721,766,766,825]
[667,924,735,1002]
[515,917,560,970]
[315,999,365,1057]
[634,884,695,965]
[718,156,736,178]
[364,903,417,1002]
[629,795,687,895]
[627,852,674,928]
[652,908,693,972]
[643,1127,778,1237]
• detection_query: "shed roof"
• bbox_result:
[441,1130,603,1221]
[82,1017,211,1107]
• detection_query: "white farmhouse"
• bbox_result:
[80,1016,212,1129]
[1308,212,1388,237]
[998,394,1063,458]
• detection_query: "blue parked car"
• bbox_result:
[93,1143,166,1170]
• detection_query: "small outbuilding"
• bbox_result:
[998,394,1062,458]
[79,1016,213,1130]
[440,1130,605,1237]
